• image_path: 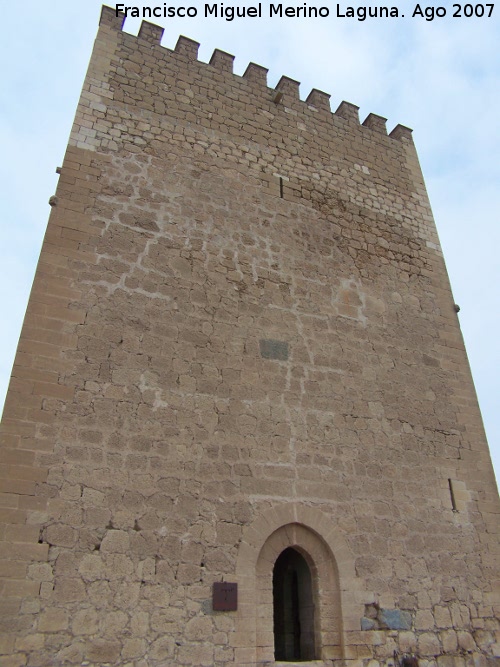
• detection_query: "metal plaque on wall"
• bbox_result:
[212,582,238,611]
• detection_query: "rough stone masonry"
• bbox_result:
[0,5,499,666]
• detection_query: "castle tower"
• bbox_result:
[0,6,498,666]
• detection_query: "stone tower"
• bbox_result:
[0,6,498,666]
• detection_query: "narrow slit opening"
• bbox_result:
[448,478,458,511]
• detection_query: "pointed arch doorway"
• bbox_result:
[273,547,316,661]
[234,505,360,665]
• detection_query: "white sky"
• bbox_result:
[1,1,498,486]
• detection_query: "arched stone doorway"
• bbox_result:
[273,547,316,661]
[234,504,362,665]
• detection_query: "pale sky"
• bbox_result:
[1,1,498,485]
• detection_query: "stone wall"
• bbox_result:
[0,6,498,666]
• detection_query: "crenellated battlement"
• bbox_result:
[70,4,426,255]
[98,5,412,141]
